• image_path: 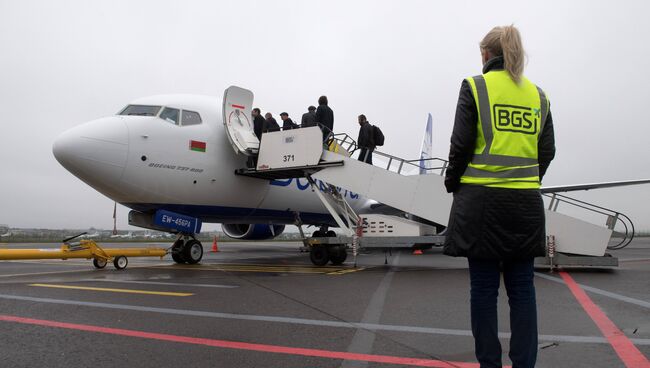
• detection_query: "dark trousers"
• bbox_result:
[468,258,537,368]
[358,148,373,164]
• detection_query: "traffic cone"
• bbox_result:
[211,236,219,252]
[412,248,423,255]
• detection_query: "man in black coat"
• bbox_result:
[301,106,317,127]
[356,114,375,164]
[280,112,299,130]
[252,108,265,140]
[315,96,334,142]
[262,112,280,134]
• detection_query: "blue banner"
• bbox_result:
[153,210,202,234]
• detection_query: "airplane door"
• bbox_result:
[222,86,259,156]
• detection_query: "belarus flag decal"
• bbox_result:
[189,140,206,152]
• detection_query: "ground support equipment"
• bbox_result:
[0,235,167,270]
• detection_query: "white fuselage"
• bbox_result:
[53,94,371,226]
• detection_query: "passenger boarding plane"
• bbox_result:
[53,86,650,266]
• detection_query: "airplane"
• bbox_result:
[52,87,650,266]
[83,232,101,239]
[110,231,133,239]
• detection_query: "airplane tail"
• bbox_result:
[419,113,433,174]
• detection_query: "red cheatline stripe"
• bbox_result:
[0,315,478,367]
[232,104,245,109]
[559,272,650,368]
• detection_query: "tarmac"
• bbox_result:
[0,238,648,367]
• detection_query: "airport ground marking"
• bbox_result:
[0,314,481,368]
[28,284,193,297]
[83,279,239,289]
[0,268,98,279]
[149,263,365,275]
[559,271,650,368]
[1,293,648,346]
[536,272,650,309]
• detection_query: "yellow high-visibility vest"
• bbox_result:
[460,70,549,189]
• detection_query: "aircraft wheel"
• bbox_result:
[326,230,336,237]
[329,245,347,265]
[171,239,186,264]
[312,230,325,238]
[183,240,203,265]
[310,245,330,266]
[113,256,128,270]
[93,258,107,269]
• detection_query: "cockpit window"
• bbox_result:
[119,105,161,116]
[181,110,202,126]
[159,107,180,125]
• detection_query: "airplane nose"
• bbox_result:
[53,117,129,189]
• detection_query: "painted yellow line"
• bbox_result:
[29,284,193,297]
[159,266,326,274]
[326,268,366,275]
[151,264,365,275]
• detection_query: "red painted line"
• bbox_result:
[0,315,478,367]
[232,104,245,109]
[559,271,650,368]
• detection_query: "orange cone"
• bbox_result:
[211,236,219,252]
[412,249,423,255]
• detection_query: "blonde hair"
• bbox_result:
[480,25,525,83]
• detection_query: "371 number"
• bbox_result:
[283,155,295,162]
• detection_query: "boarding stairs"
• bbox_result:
[235,127,452,235]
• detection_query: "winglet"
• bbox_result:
[419,113,433,174]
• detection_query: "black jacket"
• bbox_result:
[253,115,265,140]
[301,111,316,127]
[443,57,555,260]
[357,121,375,149]
[315,104,334,137]
[262,117,280,133]
[282,118,299,130]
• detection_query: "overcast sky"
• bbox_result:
[1,0,649,232]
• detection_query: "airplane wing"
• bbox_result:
[541,179,650,193]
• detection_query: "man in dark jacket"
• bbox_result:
[262,112,280,134]
[356,114,375,164]
[252,108,265,140]
[315,96,334,142]
[443,25,555,368]
[301,106,317,127]
[280,112,299,130]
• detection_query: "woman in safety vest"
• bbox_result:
[443,25,556,368]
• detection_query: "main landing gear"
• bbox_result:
[171,234,204,265]
[309,228,347,266]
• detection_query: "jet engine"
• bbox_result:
[222,224,285,240]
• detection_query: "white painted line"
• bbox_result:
[0,264,169,279]
[1,293,648,346]
[341,254,399,368]
[83,279,238,289]
[535,272,650,309]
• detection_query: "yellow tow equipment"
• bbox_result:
[0,233,168,270]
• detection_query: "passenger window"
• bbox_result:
[159,107,180,125]
[181,110,202,126]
